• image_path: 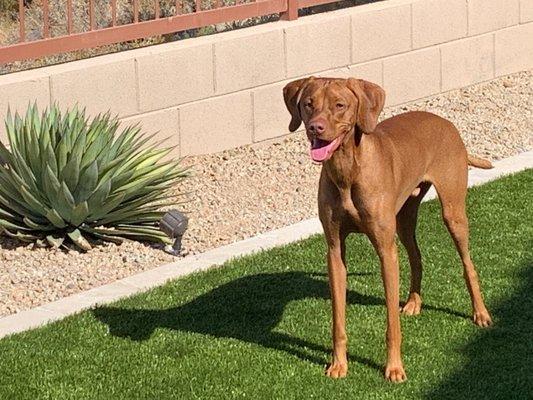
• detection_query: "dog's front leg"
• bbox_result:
[368,221,407,383]
[325,240,348,378]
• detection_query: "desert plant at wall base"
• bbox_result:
[0,104,189,251]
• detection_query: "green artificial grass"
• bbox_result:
[1,170,532,400]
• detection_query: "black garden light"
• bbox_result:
[160,210,188,255]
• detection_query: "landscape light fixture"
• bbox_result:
[160,210,188,255]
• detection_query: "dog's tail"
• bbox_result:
[467,154,493,169]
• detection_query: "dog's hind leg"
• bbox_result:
[396,182,432,316]
[433,168,492,327]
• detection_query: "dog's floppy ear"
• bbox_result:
[283,77,313,132]
[346,78,385,134]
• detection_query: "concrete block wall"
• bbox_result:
[1,0,532,156]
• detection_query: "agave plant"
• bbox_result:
[0,104,189,250]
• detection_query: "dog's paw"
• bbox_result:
[325,362,348,379]
[473,309,492,328]
[384,363,407,383]
[401,293,422,316]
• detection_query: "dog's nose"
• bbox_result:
[308,120,325,135]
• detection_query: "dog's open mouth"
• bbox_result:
[309,136,343,162]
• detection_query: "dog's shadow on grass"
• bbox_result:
[92,271,465,373]
[93,271,383,370]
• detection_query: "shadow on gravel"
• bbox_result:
[93,270,471,373]
[426,261,533,400]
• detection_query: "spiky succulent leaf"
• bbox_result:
[45,209,67,228]
[67,229,92,251]
[3,229,38,242]
[75,161,99,202]
[46,235,64,248]
[0,104,189,251]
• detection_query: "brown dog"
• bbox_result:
[283,77,493,382]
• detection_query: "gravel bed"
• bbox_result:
[1,70,531,317]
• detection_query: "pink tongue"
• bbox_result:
[310,138,340,162]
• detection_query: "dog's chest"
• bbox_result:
[335,193,365,233]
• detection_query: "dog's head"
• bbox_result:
[283,77,385,162]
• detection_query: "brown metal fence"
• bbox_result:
[0,0,339,64]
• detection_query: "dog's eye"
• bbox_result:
[304,101,313,109]
[336,103,345,109]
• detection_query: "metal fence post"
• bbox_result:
[281,0,298,21]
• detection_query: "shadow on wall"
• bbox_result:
[426,260,533,400]
[300,0,383,17]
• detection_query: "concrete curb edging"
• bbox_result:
[1,150,532,339]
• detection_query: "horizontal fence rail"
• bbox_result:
[0,0,339,64]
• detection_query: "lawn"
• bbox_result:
[0,169,531,399]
